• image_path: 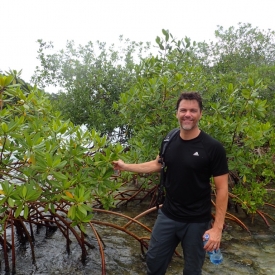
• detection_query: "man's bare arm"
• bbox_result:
[113,155,162,174]
[204,173,228,252]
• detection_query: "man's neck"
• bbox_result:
[180,127,201,140]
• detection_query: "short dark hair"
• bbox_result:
[176,92,203,111]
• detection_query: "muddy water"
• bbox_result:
[1,204,275,275]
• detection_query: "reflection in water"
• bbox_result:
[1,204,275,275]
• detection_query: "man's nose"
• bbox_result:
[184,111,192,116]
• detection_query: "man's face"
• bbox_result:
[176,99,202,131]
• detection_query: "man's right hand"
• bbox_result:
[112,159,126,171]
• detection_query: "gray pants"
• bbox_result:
[146,210,210,275]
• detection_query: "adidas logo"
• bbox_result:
[193,152,199,156]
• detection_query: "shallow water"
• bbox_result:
[1,204,275,275]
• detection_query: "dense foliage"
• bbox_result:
[32,38,151,142]
[0,71,123,228]
[0,71,131,272]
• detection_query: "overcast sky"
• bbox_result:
[2,0,275,86]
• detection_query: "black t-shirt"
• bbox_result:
[161,130,228,223]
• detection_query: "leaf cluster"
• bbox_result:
[32,38,151,141]
[0,73,124,230]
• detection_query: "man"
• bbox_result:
[113,92,228,275]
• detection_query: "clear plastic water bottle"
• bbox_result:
[203,234,213,255]
[204,234,223,265]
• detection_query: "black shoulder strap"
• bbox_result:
[159,128,180,165]
[156,128,179,208]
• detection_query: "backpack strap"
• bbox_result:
[158,128,180,166]
[156,128,179,208]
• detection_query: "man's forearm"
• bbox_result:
[213,187,228,231]
[123,160,161,174]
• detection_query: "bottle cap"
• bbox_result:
[204,233,209,240]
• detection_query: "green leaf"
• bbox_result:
[155,36,161,44]
[50,203,56,213]
[0,204,7,212]
[23,205,29,219]
[54,160,67,169]
[77,204,87,216]
[1,181,13,196]
[52,171,67,181]
[78,185,85,199]
[8,197,14,207]
[241,89,250,99]
[79,223,86,233]
[14,203,23,218]
[46,153,53,167]
[25,188,42,201]
[82,213,93,222]
[184,37,190,48]
[22,186,27,198]
[52,157,61,167]
[4,75,14,86]
[0,198,7,206]
[248,78,254,86]
[162,29,169,42]
[1,122,8,132]
[228,83,234,93]
[81,204,93,212]
[68,205,76,219]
